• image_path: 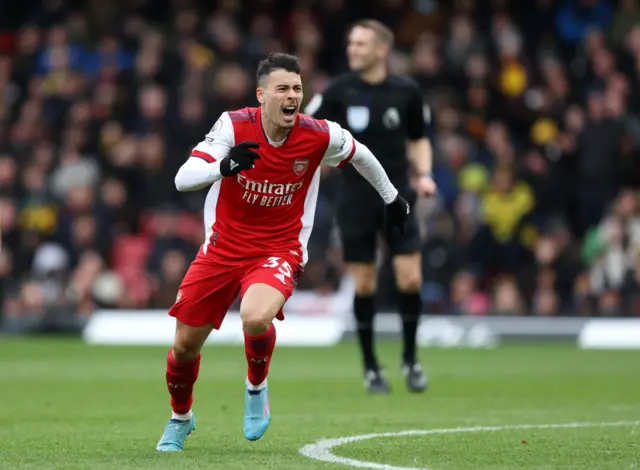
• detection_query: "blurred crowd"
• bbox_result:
[0,0,639,326]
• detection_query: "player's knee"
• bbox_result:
[172,320,211,361]
[172,341,201,362]
[241,283,286,335]
[240,305,274,335]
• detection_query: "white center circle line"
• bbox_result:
[299,420,640,470]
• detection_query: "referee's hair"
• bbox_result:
[350,19,394,48]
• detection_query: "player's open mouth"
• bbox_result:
[282,106,297,120]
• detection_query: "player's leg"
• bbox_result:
[157,320,212,451]
[238,255,301,440]
[240,282,283,392]
[166,320,212,417]
[388,209,428,393]
[157,256,240,451]
[239,284,284,441]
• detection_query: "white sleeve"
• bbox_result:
[350,143,399,204]
[190,112,235,163]
[321,120,356,168]
[174,112,234,192]
[174,158,223,192]
[322,120,398,204]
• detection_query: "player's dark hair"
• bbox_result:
[256,53,301,86]
[350,19,395,48]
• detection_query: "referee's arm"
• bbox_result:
[406,85,432,175]
[408,138,432,176]
[406,85,436,195]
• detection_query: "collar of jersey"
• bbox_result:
[256,106,295,148]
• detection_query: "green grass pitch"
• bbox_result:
[0,338,638,469]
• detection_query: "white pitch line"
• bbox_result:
[299,420,640,470]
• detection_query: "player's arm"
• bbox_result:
[175,158,223,192]
[174,113,232,191]
[175,112,259,192]
[322,121,409,232]
[405,83,436,195]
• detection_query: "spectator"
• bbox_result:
[450,270,490,315]
[621,253,640,315]
[533,288,561,316]
[472,167,535,273]
[610,0,640,46]
[574,90,626,234]
[555,0,613,47]
[0,0,638,324]
[492,276,525,315]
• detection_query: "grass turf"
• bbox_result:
[0,338,638,469]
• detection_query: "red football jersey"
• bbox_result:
[190,107,356,265]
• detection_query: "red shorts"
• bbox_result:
[168,248,303,329]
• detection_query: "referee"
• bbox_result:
[306,20,436,394]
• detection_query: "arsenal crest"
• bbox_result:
[292,158,309,176]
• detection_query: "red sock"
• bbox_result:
[244,323,276,386]
[166,349,200,414]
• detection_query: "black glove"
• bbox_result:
[220,141,260,177]
[385,194,410,234]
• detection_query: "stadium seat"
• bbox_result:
[118,265,152,307]
[111,234,152,273]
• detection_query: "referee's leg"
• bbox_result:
[388,210,428,393]
[337,204,391,393]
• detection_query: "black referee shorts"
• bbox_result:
[335,185,420,263]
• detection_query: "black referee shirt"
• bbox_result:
[306,72,428,188]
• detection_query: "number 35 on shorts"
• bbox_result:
[262,256,294,285]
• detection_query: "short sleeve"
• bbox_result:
[406,83,427,140]
[190,112,235,163]
[322,120,356,168]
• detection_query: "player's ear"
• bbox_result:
[256,87,265,105]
